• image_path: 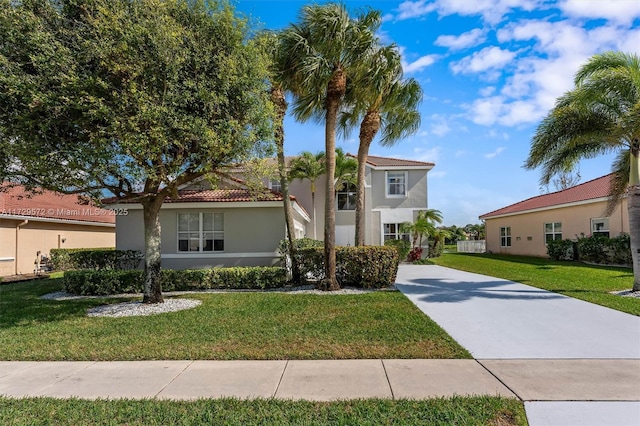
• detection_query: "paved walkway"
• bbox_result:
[1,265,639,426]
[395,264,640,426]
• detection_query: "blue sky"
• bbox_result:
[234,0,640,226]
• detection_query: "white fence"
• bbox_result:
[457,240,486,253]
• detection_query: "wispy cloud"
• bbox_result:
[402,54,439,74]
[394,0,542,24]
[451,46,516,75]
[484,147,505,159]
[559,0,640,25]
[435,28,487,50]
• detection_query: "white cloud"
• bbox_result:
[395,0,541,24]
[429,115,451,137]
[559,0,640,25]
[484,147,505,159]
[412,146,442,163]
[402,54,439,73]
[435,28,487,50]
[479,86,496,96]
[451,47,516,75]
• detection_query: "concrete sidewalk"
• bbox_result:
[0,359,514,401]
[396,264,640,426]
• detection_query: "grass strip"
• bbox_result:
[0,396,527,426]
[432,252,639,316]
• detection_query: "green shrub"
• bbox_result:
[295,246,399,288]
[384,239,410,262]
[546,239,574,261]
[63,266,288,295]
[428,240,444,258]
[50,248,142,271]
[574,234,631,265]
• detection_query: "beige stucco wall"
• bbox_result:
[0,218,115,276]
[116,205,289,269]
[484,199,628,257]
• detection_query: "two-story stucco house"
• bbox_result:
[111,154,434,268]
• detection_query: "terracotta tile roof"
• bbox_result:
[0,183,115,224]
[164,188,284,203]
[348,153,435,168]
[480,174,614,219]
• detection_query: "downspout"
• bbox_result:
[15,219,28,275]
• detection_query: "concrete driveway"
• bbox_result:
[395,264,640,426]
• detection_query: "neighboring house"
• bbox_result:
[479,174,628,257]
[0,184,116,276]
[112,154,434,269]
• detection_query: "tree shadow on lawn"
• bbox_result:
[0,277,120,329]
[396,277,565,304]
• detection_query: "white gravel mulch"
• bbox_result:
[87,299,202,317]
[610,289,640,298]
[40,285,397,318]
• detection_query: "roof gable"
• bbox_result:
[480,174,614,219]
[347,153,434,168]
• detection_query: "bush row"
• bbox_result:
[383,239,410,262]
[50,248,142,271]
[547,234,631,265]
[294,246,399,288]
[63,266,287,295]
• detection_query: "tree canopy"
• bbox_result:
[0,0,275,302]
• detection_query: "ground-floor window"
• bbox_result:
[544,222,562,243]
[591,218,610,238]
[500,226,511,247]
[177,212,224,252]
[383,223,410,242]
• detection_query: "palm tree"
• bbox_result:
[277,4,380,290]
[401,209,443,250]
[288,151,325,240]
[334,147,357,193]
[525,51,640,291]
[430,228,452,257]
[261,31,301,284]
[339,44,422,246]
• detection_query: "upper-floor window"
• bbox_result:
[178,212,224,252]
[591,218,610,238]
[386,171,407,197]
[544,222,562,243]
[337,182,356,210]
[269,178,281,193]
[500,226,511,247]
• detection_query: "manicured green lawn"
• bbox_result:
[0,276,470,361]
[432,252,640,316]
[0,396,527,425]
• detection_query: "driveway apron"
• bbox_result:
[395,264,640,426]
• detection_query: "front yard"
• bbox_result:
[432,252,640,316]
[0,276,470,361]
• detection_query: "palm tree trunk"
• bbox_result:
[322,68,345,291]
[272,87,301,284]
[629,147,640,291]
[141,196,164,304]
[355,110,380,246]
[311,182,316,240]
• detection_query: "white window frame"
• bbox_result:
[336,182,357,211]
[385,171,408,198]
[500,226,511,247]
[591,218,610,237]
[383,223,410,242]
[177,212,224,253]
[544,222,562,244]
[268,178,282,193]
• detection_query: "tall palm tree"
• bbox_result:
[277,4,380,290]
[339,44,422,246]
[261,31,301,284]
[289,151,325,240]
[525,51,640,291]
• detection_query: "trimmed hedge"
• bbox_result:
[546,239,574,261]
[50,248,142,271]
[63,266,288,295]
[547,234,631,265]
[295,246,399,289]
